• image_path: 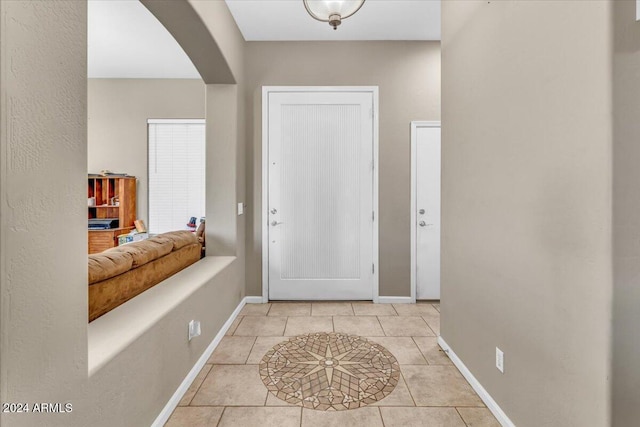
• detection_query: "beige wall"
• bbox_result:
[244,41,441,297]
[441,1,612,426]
[0,2,89,425]
[189,0,245,83]
[0,2,247,426]
[612,2,640,425]
[88,78,205,226]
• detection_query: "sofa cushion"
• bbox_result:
[88,242,202,321]
[145,234,174,248]
[160,230,198,251]
[88,251,134,284]
[107,237,173,268]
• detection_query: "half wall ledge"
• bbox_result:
[88,256,236,376]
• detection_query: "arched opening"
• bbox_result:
[87,0,207,320]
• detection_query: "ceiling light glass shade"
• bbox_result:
[303,0,366,30]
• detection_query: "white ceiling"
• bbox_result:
[88,0,440,79]
[88,0,200,79]
[225,0,441,41]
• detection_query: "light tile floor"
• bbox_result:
[165,302,500,427]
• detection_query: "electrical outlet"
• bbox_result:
[188,320,201,341]
[496,347,504,373]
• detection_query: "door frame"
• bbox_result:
[410,121,441,302]
[261,86,379,303]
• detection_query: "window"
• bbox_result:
[148,119,205,234]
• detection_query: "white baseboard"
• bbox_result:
[377,296,414,304]
[251,295,415,304]
[437,337,515,427]
[151,297,248,427]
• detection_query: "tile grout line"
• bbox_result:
[183,405,232,407]
[400,371,419,407]
[450,404,489,408]
[374,315,385,336]
[455,407,471,427]
[381,404,486,409]
[417,315,437,337]
[231,315,244,336]
[185,364,213,407]
[376,316,390,336]
[188,404,276,408]
[378,406,386,427]
[421,315,437,336]
[215,406,226,427]
[189,403,272,407]
[410,335,429,364]
[244,336,258,365]
[411,336,431,365]
[283,316,290,336]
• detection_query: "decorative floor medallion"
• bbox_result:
[259,332,400,411]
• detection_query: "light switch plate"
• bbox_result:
[237,202,244,215]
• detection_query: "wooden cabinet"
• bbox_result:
[88,176,136,254]
[88,227,134,254]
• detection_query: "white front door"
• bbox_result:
[265,88,377,300]
[413,123,441,300]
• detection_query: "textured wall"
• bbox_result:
[0,1,88,425]
[188,0,245,83]
[0,2,247,426]
[88,78,205,226]
[441,1,612,426]
[612,1,640,425]
[244,41,441,297]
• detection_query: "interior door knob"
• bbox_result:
[271,221,283,226]
[270,208,277,214]
[419,209,425,215]
[419,221,426,227]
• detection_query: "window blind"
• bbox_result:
[148,119,205,234]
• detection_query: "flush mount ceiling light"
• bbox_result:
[303,0,366,30]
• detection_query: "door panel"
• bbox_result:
[267,91,374,300]
[416,126,441,300]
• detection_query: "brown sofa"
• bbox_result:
[88,230,202,322]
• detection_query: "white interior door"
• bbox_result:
[413,123,441,300]
[265,89,376,300]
